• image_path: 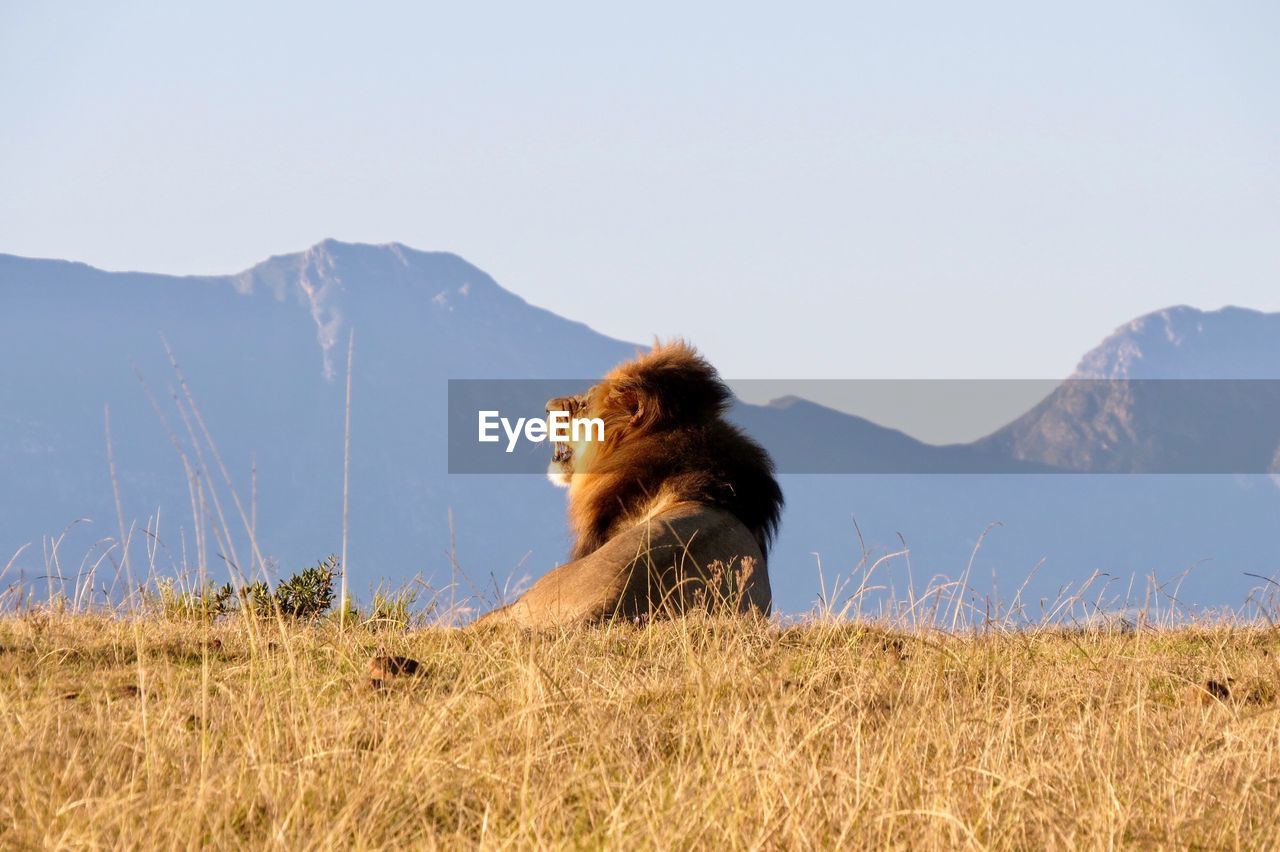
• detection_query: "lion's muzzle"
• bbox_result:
[546,393,587,467]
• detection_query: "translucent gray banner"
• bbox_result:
[447,379,1280,474]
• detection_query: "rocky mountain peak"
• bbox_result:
[1073,305,1280,380]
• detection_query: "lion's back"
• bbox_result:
[568,502,772,620]
[481,503,771,628]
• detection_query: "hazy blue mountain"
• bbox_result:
[0,241,636,612]
[1075,306,1280,380]
[777,307,1280,617]
[974,307,1280,473]
[732,396,1047,474]
[3,243,1278,618]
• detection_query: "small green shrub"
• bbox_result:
[153,557,342,622]
[238,581,275,616]
[272,556,338,620]
[153,579,235,622]
[365,584,420,632]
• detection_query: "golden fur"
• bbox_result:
[477,342,783,627]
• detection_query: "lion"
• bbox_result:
[475,341,783,628]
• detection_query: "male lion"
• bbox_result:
[476,342,783,628]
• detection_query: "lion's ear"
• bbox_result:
[610,379,662,430]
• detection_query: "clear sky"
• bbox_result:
[3,2,1278,383]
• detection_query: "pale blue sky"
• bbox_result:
[3,2,1277,381]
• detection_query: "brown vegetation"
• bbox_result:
[1,613,1278,848]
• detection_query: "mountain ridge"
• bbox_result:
[1072,304,1280,380]
[979,304,1280,472]
[3,241,1279,613]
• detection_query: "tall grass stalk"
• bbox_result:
[340,329,354,630]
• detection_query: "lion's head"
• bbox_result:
[544,341,783,561]
[544,391,591,488]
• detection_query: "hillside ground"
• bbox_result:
[1,613,1278,848]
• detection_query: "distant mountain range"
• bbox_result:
[3,241,1278,616]
[975,307,1280,473]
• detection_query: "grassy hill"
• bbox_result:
[2,612,1278,848]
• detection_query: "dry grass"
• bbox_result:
[1,614,1278,849]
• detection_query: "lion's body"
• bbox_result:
[477,503,769,627]
[476,342,784,629]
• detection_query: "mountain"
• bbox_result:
[3,243,1278,617]
[0,241,635,612]
[730,396,1046,473]
[974,307,1280,473]
[1075,306,1280,380]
